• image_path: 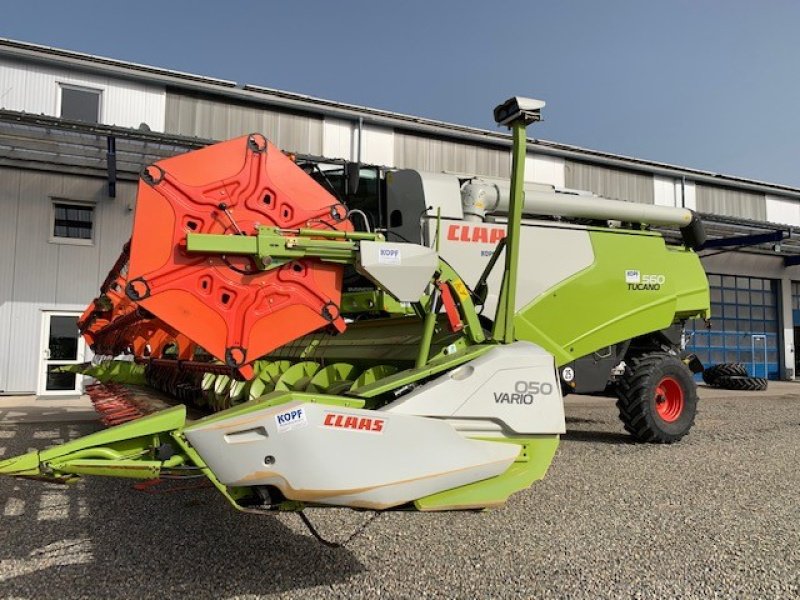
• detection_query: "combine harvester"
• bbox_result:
[0,98,709,515]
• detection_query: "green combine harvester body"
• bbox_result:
[0,98,709,515]
[516,228,709,367]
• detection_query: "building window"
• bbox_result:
[51,201,94,243]
[59,85,101,123]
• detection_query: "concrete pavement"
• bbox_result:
[0,395,97,424]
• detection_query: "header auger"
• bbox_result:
[1,98,709,514]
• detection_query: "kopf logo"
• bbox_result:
[378,246,401,264]
[274,407,308,432]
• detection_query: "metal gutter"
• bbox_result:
[0,108,215,147]
[0,38,236,87]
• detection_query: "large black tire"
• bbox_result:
[615,353,698,443]
[712,375,768,391]
[702,362,748,385]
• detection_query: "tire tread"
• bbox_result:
[702,362,748,385]
[615,352,697,443]
[712,375,768,391]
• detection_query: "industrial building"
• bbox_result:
[2,37,800,395]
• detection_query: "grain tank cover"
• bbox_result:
[460,176,695,227]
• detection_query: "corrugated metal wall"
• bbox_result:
[0,166,135,393]
[0,57,166,131]
[695,184,767,220]
[164,90,323,155]
[393,130,510,177]
[565,160,655,203]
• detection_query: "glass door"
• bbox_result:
[38,312,86,396]
[751,334,768,379]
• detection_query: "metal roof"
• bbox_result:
[2,37,800,199]
[0,37,236,87]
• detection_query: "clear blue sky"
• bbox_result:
[2,1,799,186]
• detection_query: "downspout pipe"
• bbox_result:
[490,97,544,344]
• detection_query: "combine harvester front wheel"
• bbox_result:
[615,353,697,443]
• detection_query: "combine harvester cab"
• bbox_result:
[0,98,709,515]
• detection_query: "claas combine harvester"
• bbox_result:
[0,98,710,514]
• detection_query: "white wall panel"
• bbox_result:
[683,181,697,211]
[653,176,677,207]
[653,176,696,210]
[6,170,60,392]
[360,125,396,167]
[525,154,565,186]
[322,118,354,161]
[0,57,166,131]
[55,242,101,306]
[361,124,394,167]
[0,169,20,392]
[323,119,395,166]
[766,194,800,226]
[95,182,136,286]
[0,166,135,393]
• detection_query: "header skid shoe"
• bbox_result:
[127,134,352,371]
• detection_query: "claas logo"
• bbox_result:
[447,224,506,244]
[323,412,385,433]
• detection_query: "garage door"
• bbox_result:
[687,274,780,379]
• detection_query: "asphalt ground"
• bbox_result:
[0,386,798,599]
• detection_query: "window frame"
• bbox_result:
[57,83,103,124]
[49,199,96,246]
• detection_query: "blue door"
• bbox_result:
[687,274,780,379]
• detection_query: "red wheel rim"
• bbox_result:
[654,376,684,422]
